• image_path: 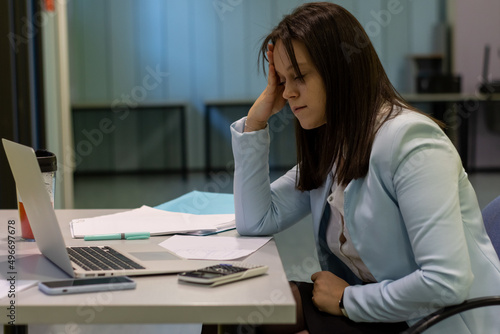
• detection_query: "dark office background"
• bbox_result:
[1,0,46,209]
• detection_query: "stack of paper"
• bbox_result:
[70,205,235,238]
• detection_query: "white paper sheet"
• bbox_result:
[70,206,235,238]
[158,235,272,260]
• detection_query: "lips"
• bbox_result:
[292,106,306,113]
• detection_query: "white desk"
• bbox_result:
[0,209,295,327]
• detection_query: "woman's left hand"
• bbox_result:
[310,271,350,316]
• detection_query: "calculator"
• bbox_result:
[177,262,269,287]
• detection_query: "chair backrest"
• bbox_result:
[482,195,500,258]
[401,297,500,334]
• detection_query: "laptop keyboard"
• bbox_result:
[67,246,145,271]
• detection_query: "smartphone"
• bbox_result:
[178,263,268,287]
[38,276,136,295]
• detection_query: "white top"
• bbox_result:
[326,182,377,282]
[324,106,394,283]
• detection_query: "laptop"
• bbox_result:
[2,138,216,278]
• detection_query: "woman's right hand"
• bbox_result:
[245,44,287,132]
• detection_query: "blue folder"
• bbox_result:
[155,190,235,215]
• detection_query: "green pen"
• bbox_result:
[84,232,151,241]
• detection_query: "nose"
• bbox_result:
[282,82,298,100]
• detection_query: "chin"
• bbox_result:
[299,121,325,130]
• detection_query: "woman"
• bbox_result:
[230,2,500,334]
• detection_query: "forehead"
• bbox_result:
[274,39,311,72]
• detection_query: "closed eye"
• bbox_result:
[294,74,305,81]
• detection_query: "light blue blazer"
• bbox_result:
[231,110,500,333]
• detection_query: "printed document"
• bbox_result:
[158,235,272,260]
[70,205,235,238]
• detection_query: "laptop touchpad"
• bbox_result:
[130,251,180,261]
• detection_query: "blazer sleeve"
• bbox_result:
[344,116,474,323]
[231,117,310,235]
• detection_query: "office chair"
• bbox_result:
[483,195,500,257]
[401,196,500,334]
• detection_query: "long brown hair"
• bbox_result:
[259,2,434,190]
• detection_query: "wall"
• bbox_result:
[66,0,445,172]
[454,0,500,170]
[454,0,500,94]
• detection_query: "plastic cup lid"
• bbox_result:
[35,150,57,172]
